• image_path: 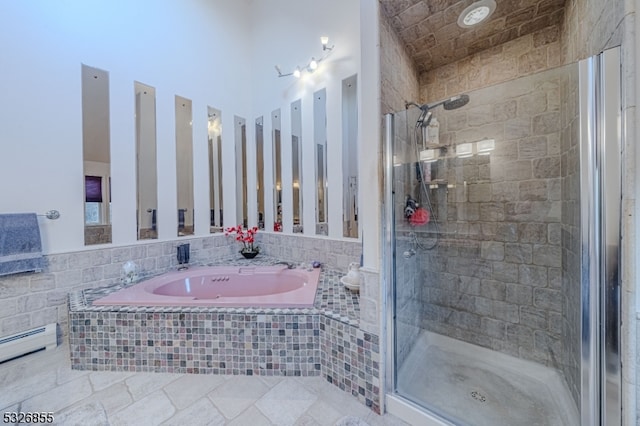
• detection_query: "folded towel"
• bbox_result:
[0,213,44,276]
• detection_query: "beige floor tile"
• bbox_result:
[304,399,345,425]
[3,347,387,426]
[21,376,93,413]
[208,376,270,419]
[109,389,175,426]
[161,397,225,426]
[226,406,272,426]
[163,374,226,410]
[55,364,90,385]
[255,379,317,425]
[52,401,108,426]
[313,387,372,419]
[0,367,58,410]
[89,370,135,391]
[124,372,181,401]
[334,416,370,426]
[364,411,411,426]
[292,377,329,394]
[256,374,285,388]
[82,382,133,414]
[294,415,324,426]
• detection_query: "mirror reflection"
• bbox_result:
[81,64,112,245]
[235,116,248,228]
[208,107,223,233]
[135,81,158,240]
[272,109,282,232]
[256,117,265,229]
[291,100,303,233]
[175,95,194,236]
[342,75,358,238]
[314,89,328,235]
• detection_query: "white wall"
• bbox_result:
[246,0,366,244]
[0,0,252,253]
[0,0,380,270]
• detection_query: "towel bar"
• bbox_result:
[38,210,60,220]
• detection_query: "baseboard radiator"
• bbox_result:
[0,323,57,362]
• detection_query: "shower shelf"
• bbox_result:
[423,143,447,149]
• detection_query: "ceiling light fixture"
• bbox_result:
[457,0,496,28]
[275,36,335,78]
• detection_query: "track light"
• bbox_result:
[275,36,335,78]
[321,36,334,51]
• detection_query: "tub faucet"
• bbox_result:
[177,244,190,270]
[274,261,295,269]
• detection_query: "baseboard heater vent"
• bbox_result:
[0,323,57,362]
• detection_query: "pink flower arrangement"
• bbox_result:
[225,225,259,253]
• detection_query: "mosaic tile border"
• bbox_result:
[70,311,321,376]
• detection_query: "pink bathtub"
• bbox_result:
[93,265,321,308]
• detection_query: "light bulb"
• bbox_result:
[320,36,329,46]
[309,58,318,70]
[293,67,301,78]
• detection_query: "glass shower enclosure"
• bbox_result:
[383,48,621,425]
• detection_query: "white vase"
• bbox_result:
[341,262,361,292]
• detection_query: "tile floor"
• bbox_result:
[1,345,408,426]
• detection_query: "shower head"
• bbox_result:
[417,110,432,128]
[443,94,470,110]
[405,101,432,128]
[426,94,470,111]
[406,94,469,128]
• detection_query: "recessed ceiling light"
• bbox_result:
[458,0,496,28]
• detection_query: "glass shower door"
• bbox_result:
[385,48,622,425]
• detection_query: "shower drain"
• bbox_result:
[470,391,487,402]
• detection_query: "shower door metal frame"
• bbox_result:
[579,46,622,426]
[382,113,455,426]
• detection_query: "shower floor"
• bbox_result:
[396,331,579,426]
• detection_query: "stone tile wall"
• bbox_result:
[559,59,581,409]
[392,235,422,369]
[0,232,360,341]
[419,24,562,103]
[257,233,360,273]
[387,107,424,369]
[407,65,569,369]
[380,10,420,115]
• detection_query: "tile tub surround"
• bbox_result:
[0,232,361,341]
[69,261,382,413]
